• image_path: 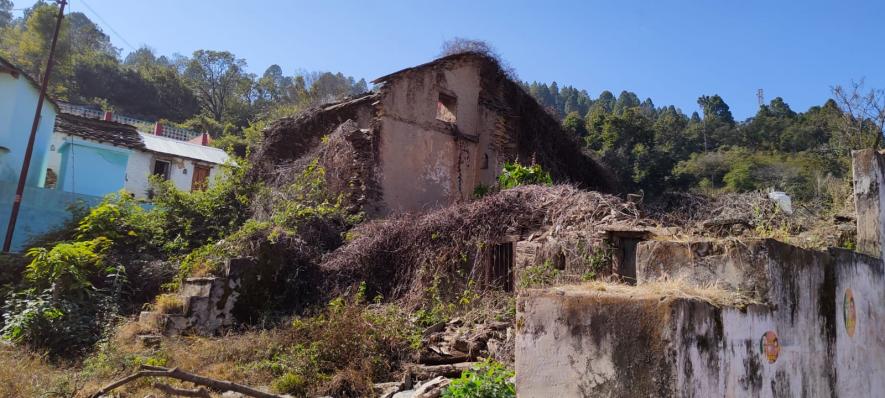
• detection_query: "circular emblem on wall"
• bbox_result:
[844,288,857,337]
[760,331,780,364]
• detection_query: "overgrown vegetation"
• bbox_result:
[443,359,516,398]
[497,162,553,190]
[0,159,251,355]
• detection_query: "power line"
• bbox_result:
[78,0,137,52]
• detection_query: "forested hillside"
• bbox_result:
[2,1,881,203]
[0,1,367,136]
[523,81,881,202]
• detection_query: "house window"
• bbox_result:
[153,160,170,180]
[436,93,457,123]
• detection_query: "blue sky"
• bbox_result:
[15,0,885,119]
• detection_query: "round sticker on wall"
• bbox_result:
[844,288,857,337]
[760,331,780,364]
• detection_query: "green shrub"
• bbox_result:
[497,162,552,189]
[1,238,123,355]
[23,238,112,294]
[472,184,492,199]
[273,372,308,396]
[1,289,108,354]
[518,260,560,289]
[442,359,515,398]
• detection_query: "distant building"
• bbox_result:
[47,113,230,199]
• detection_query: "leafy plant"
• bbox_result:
[24,238,112,295]
[1,289,106,354]
[497,162,552,189]
[518,260,560,289]
[442,359,515,398]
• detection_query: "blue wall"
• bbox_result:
[57,139,130,197]
[0,73,58,188]
[0,181,102,252]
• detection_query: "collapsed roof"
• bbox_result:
[251,52,619,195]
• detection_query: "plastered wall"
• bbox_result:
[517,240,885,397]
[377,59,500,214]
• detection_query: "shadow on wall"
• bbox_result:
[0,181,102,252]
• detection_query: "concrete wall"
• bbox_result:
[124,150,222,199]
[56,138,130,197]
[377,59,501,214]
[517,239,885,397]
[0,73,57,187]
[852,149,885,259]
[833,249,885,396]
[0,180,102,251]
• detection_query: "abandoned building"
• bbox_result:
[252,52,616,216]
[514,149,885,397]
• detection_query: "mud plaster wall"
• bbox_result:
[517,240,885,397]
[376,59,494,215]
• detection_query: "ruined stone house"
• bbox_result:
[252,52,616,216]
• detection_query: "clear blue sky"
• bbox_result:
[15,0,885,119]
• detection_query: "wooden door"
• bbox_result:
[191,165,210,191]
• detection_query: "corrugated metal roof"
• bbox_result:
[139,133,230,165]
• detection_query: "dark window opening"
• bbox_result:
[481,153,489,170]
[153,160,170,180]
[487,242,514,292]
[436,93,457,123]
[44,168,57,189]
[608,231,646,285]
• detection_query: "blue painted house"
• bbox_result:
[0,56,58,187]
[0,57,99,251]
[50,113,144,197]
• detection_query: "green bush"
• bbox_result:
[1,289,101,353]
[442,359,515,398]
[273,372,308,396]
[497,162,552,189]
[518,260,560,289]
[1,238,123,355]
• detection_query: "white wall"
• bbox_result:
[124,150,222,199]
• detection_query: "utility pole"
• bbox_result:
[2,0,67,253]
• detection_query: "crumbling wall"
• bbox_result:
[249,93,377,183]
[515,290,676,397]
[833,249,885,396]
[374,58,484,214]
[517,238,885,397]
[852,148,885,258]
[637,239,774,303]
[313,120,383,216]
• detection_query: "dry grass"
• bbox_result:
[0,297,419,398]
[0,345,83,397]
[573,277,760,308]
[153,293,185,314]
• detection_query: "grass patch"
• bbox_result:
[153,294,184,314]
